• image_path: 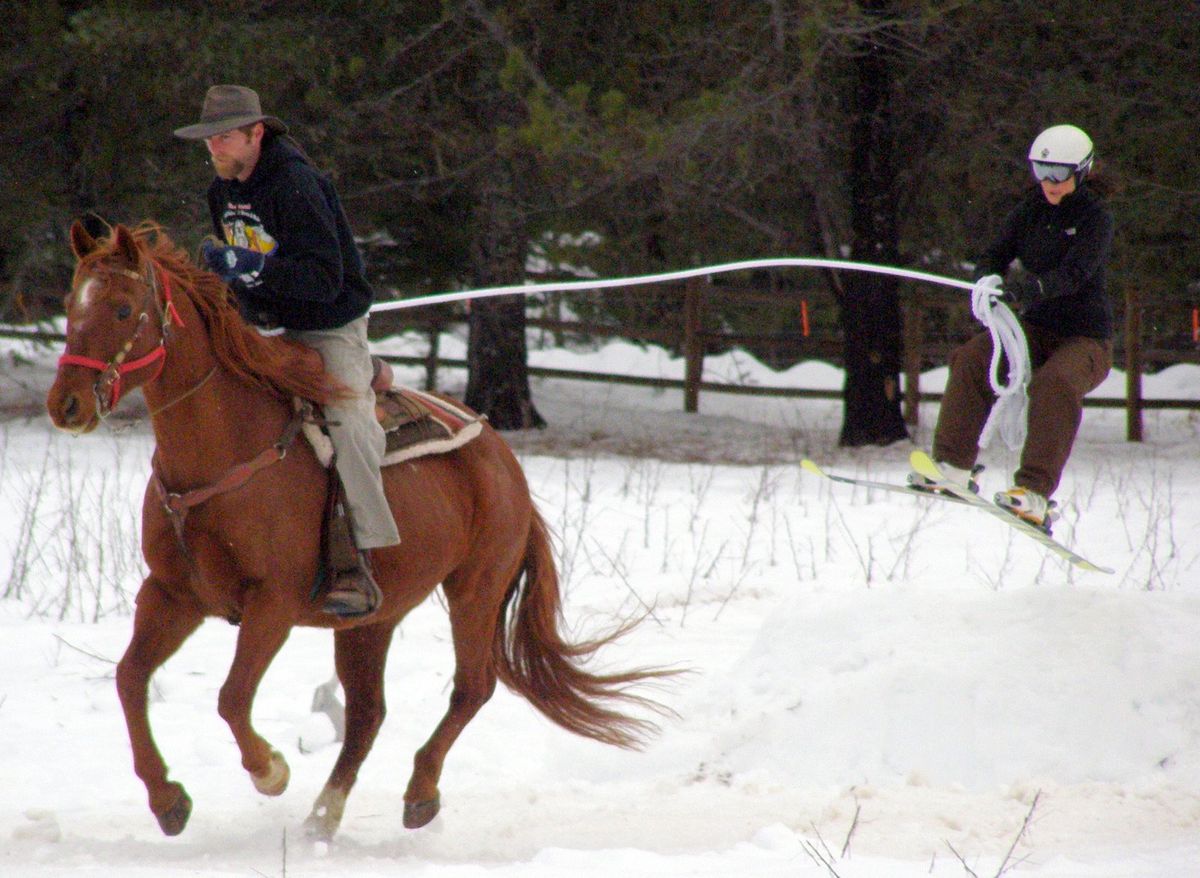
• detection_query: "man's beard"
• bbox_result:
[212,157,244,180]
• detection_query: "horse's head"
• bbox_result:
[47,222,177,433]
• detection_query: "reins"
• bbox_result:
[148,364,218,418]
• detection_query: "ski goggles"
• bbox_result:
[1030,161,1075,183]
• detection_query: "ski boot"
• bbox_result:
[994,486,1057,533]
[907,460,982,496]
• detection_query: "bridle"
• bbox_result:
[57,261,185,418]
[57,243,317,561]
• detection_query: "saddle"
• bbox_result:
[371,357,486,463]
[301,355,484,469]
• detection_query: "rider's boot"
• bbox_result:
[322,504,383,620]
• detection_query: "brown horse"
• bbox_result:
[46,221,670,840]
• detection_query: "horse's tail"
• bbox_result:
[492,508,675,749]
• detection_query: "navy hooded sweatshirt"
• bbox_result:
[206,136,373,331]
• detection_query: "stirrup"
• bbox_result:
[322,552,382,619]
[907,461,982,495]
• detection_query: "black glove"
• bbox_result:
[1001,276,1043,308]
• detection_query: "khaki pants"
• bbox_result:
[932,323,1111,498]
[289,317,401,549]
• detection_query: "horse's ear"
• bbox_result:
[112,224,142,270]
[69,220,98,258]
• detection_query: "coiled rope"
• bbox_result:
[970,274,1031,451]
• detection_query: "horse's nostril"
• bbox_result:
[63,394,79,422]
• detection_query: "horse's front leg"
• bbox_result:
[217,589,293,797]
[304,623,396,841]
[115,578,205,836]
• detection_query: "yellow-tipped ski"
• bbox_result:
[800,459,827,477]
[801,457,968,502]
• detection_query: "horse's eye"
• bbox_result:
[116,303,133,320]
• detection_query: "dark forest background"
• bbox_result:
[2,1,1197,438]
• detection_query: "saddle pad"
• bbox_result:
[380,388,484,465]
[301,388,484,468]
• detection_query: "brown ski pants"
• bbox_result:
[932,323,1112,498]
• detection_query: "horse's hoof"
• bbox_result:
[303,787,347,842]
[251,750,290,797]
[403,794,440,829]
[302,811,336,843]
[156,787,193,836]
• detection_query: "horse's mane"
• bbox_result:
[99,222,347,405]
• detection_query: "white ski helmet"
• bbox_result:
[1028,124,1094,184]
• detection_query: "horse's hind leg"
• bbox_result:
[402,573,505,829]
[116,578,204,835]
[303,623,396,841]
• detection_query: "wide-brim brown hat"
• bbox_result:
[173,84,288,140]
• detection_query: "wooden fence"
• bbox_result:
[367,279,1198,442]
[5,280,1196,441]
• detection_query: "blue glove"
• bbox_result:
[201,240,265,288]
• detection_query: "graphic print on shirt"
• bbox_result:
[219,204,278,256]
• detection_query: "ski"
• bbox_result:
[908,450,1114,574]
[801,455,1113,574]
[800,458,968,504]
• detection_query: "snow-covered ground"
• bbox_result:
[3,328,1199,877]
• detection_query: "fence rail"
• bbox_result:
[368,279,1199,442]
[5,276,1197,443]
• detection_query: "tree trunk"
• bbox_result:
[838,2,909,448]
[839,273,908,447]
[464,185,545,430]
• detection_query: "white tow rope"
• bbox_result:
[369,257,1030,447]
[369,257,978,312]
[970,274,1030,451]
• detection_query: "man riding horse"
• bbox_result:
[174,84,398,619]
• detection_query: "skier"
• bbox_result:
[910,124,1114,529]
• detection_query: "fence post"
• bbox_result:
[425,322,441,391]
[1124,285,1143,442]
[683,277,703,413]
[902,290,922,426]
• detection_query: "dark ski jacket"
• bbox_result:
[974,183,1114,340]
[206,136,373,331]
